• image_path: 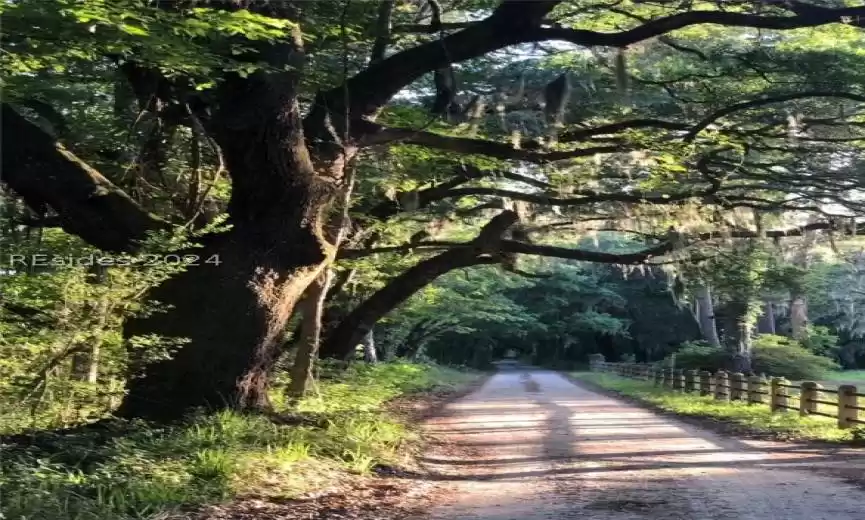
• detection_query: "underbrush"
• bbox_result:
[572,372,863,443]
[666,336,838,380]
[826,370,865,382]
[0,362,479,520]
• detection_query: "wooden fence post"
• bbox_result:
[838,385,859,429]
[747,375,763,404]
[699,371,712,396]
[799,381,820,416]
[665,368,674,389]
[653,368,662,386]
[685,370,697,393]
[714,370,729,401]
[730,372,746,401]
[770,377,789,412]
[674,369,685,391]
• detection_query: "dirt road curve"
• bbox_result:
[416,371,865,520]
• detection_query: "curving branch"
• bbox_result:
[1,104,168,252]
[314,0,864,137]
[528,6,865,48]
[684,91,865,142]
[499,239,674,264]
[572,220,852,242]
[362,164,522,221]
[435,185,716,207]
[365,126,620,162]
[559,119,688,142]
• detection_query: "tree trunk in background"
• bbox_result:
[319,211,518,360]
[756,301,776,334]
[694,284,721,347]
[790,295,809,340]
[728,301,754,373]
[319,248,497,360]
[289,270,334,398]
[362,328,378,363]
[732,321,754,373]
[86,343,100,384]
[789,219,817,341]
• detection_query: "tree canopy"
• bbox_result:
[2,0,865,420]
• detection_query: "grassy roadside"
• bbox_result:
[825,370,865,383]
[0,362,482,520]
[570,372,865,444]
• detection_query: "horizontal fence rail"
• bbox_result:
[590,361,864,429]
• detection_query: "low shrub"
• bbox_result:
[666,341,728,371]
[666,336,839,380]
[752,334,839,380]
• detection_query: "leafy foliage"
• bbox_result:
[751,334,839,380]
[666,335,839,379]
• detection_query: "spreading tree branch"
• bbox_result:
[1,104,168,252]
[318,0,864,126]
[684,91,865,142]
[366,126,619,161]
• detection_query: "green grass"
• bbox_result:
[0,362,480,520]
[824,370,865,382]
[571,372,865,444]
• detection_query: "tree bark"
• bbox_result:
[116,27,352,421]
[732,320,754,374]
[1,104,167,252]
[71,344,101,384]
[790,294,809,340]
[756,301,776,334]
[728,300,754,373]
[288,270,333,398]
[362,327,378,363]
[694,284,721,347]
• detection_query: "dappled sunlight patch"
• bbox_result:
[0,362,480,520]
[575,373,857,443]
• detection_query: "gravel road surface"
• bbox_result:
[416,371,865,520]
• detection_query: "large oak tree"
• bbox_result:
[2,0,864,420]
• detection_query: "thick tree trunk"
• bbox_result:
[756,301,776,334]
[288,270,333,398]
[118,44,349,419]
[118,223,333,420]
[116,26,359,420]
[694,284,721,347]
[790,294,809,340]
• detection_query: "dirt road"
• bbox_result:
[416,371,865,520]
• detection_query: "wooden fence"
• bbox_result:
[590,361,865,429]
